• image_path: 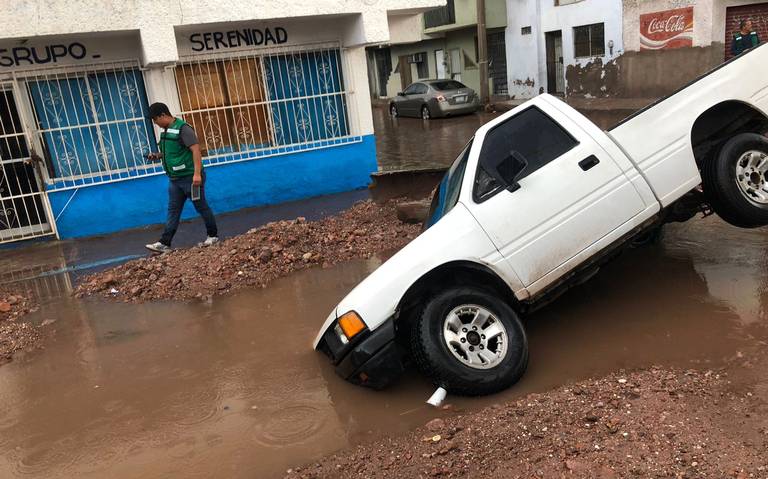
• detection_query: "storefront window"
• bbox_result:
[175,47,349,159]
[27,66,155,181]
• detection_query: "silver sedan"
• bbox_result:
[389,80,481,120]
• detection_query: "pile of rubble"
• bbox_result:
[76,200,422,302]
[0,290,40,364]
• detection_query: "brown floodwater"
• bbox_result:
[0,216,767,478]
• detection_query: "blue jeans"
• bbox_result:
[159,172,218,246]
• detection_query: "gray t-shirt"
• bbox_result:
[179,124,199,148]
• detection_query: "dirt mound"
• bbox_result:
[76,200,422,302]
[288,366,767,478]
[0,290,40,365]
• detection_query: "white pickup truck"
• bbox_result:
[314,44,768,395]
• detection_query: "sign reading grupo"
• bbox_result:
[640,7,694,50]
[189,27,288,52]
[0,42,101,68]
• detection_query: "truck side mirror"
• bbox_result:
[499,150,529,192]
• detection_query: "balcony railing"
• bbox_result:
[424,0,456,29]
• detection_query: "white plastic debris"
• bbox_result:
[109,288,119,295]
[426,387,448,407]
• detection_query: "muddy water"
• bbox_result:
[1,217,767,478]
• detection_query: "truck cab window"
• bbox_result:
[474,107,578,201]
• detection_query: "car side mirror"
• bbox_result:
[499,150,529,192]
[397,91,406,97]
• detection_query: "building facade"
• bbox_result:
[367,0,509,98]
[505,0,624,99]
[620,0,768,98]
[0,0,440,243]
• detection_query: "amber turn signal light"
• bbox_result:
[338,311,366,339]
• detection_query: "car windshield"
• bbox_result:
[424,139,473,229]
[432,80,466,91]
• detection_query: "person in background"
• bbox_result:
[144,102,219,253]
[732,19,760,56]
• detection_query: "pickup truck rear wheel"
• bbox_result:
[410,287,528,396]
[704,133,768,227]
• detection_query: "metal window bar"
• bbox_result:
[16,60,160,190]
[173,43,354,164]
[0,84,54,243]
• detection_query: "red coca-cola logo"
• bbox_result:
[647,15,688,34]
[640,7,694,50]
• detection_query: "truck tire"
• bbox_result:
[410,286,528,396]
[703,133,768,228]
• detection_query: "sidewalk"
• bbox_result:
[0,190,369,293]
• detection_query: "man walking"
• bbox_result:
[732,19,760,56]
[144,102,219,253]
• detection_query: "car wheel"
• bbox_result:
[421,105,431,120]
[410,286,528,396]
[390,104,398,117]
[703,133,768,228]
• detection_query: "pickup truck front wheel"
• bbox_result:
[704,133,768,228]
[410,287,528,396]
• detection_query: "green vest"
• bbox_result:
[160,118,196,178]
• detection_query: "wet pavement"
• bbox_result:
[0,215,767,478]
[373,106,500,173]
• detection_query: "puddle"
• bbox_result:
[0,216,766,478]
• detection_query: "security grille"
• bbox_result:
[22,60,159,190]
[173,44,356,166]
[0,84,53,243]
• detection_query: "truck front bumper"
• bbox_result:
[315,319,405,390]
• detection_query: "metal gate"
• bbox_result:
[488,31,508,96]
[0,84,53,243]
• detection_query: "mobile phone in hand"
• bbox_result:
[191,184,201,201]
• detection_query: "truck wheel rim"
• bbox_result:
[735,150,768,205]
[442,304,508,370]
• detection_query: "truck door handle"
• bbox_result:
[579,155,600,171]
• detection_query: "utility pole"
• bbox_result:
[476,0,490,109]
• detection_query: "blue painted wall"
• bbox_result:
[48,135,376,239]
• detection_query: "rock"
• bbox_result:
[259,250,273,262]
[101,273,117,288]
[396,199,431,224]
[149,273,158,281]
[6,295,18,305]
[0,302,11,313]
[41,319,57,327]
[302,252,313,261]
[426,418,446,432]
[130,286,143,296]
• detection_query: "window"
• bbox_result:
[573,23,605,58]
[425,139,472,227]
[27,66,155,181]
[424,0,456,29]
[403,83,421,95]
[175,48,349,157]
[521,26,532,35]
[414,52,429,78]
[432,80,466,91]
[473,107,578,201]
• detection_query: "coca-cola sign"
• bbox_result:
[640,7,694,50]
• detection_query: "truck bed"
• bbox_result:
[607,44,768,208]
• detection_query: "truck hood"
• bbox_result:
[313,202,513,348]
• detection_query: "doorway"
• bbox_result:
[398,55,413,91]
[0,84,52,243]
[435,49,447,79]
[545,30,564,95]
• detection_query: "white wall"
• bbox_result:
[506,0,624,98]
[0,0,444,65]
[505,0,542,98]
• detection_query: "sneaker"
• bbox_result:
[198,236,219,247]
[145,241,171,253]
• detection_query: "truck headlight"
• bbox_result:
[335,311,366,343]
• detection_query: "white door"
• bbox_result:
[470,99,647,292]
[435,50,447,79]
[449,49,462,81]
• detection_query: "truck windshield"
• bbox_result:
[424,140,473,229]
